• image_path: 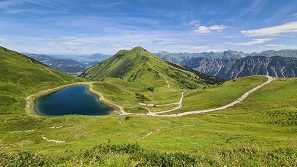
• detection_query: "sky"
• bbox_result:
[1,0,297,56]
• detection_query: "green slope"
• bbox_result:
[1,46,296,166]
[0,46,81,116]
[81,46,222,89]
[1,77,296,166]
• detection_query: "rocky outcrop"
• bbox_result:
[183,56,297,80]
[155,50,244,63]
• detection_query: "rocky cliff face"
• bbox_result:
[248,49,297,58]
[183,56,297,80]
[156,49,297,80]
[155,50,244,63]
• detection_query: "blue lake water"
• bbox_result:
[35,85,114,116]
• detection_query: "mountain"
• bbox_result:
[0,46,76,115]
[156,49,297,64]
[155,50,244,63]
[88,53,111,60]
[183,56,297,80]
[81,46,223,89]
[24,53,86,75]
[1,45,296,166]
[156,49,297,80]
[74,53,110,67]
[23,53,111,75]
[154,51,196,64]
[248,49,297,58]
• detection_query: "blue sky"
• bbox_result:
[1,0,297,55]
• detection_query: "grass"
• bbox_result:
[92,77,182,108]
[1,46,296,166]
[1,110,296,166]
[144,86,182,104]
[92,75,268,115]
[0,47,83,117]
[147,104,180,112]
[125,106,148,114]
[81,47,222,90]
[167,75,267,113]
[92,78,143,107]
[3,143,295,166]
[1,76,296,149]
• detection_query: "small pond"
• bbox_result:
[35,85,114,116]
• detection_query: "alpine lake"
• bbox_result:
[35,85,114,116]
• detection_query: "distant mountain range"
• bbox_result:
[74,53,111,67]
[23,49,297,80]
[155,50,245,64]
[184,56,297,80]
[24,53,110,75]
[155,49,297,80]
[248,49,297,58]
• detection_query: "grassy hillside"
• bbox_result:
[0,46,82,117]
[168,76,267,113]
[81,46,222,90]
[0,46,296,166]
[1,78,296,166]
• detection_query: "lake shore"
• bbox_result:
[25,82,118,116]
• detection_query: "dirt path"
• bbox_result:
[146,92,185,116]
[26,76,274,117]
[87,83,129,115]
[139,91,184,107]
[162,75,175,92]
[44,67,66,82]
[42,135,66,143]
[154,75,274,117]
[146,62,176,92]
[137,132,153,141]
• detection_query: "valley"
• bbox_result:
[24,53,110,76]
[1,46,296,166]
[1,0,297,166]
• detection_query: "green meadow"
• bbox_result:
[0,46,296,166]
[1,77,296,166]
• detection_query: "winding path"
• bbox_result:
[44,67,66,82]
[155,75,274,117]
[146,92,184,116]
[87,83,129,115]
[26,76,274,117]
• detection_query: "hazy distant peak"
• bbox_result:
[158,51,169,54]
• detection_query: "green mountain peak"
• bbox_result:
[80,47,221,89]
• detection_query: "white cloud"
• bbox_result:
[293,13,297,16]
[236,0,263,20]
[265,44,286,47]
[263,44,297,50]
[241,21,297,36]
[193,25,230,34]
[0,0,52,9]
[189,20,200,27]
[226,38,274,46]
[65,47,83,53]
[155,44,209,53]
[0,0,20,9]
[93,2,123,8]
